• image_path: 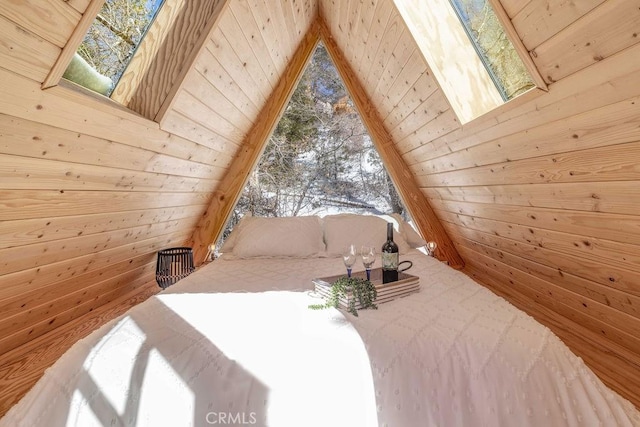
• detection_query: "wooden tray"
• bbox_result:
[312,268,420,309]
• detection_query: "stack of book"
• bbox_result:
[312,268,420,310]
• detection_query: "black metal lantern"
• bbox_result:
[155,247,195,289]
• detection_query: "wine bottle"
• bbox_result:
[381,222,399,283]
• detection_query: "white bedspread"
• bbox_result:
[2,252,639,426]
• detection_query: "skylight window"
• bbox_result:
[394,0,541,123]
[63,0,165,97]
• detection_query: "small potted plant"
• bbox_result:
[309,276,377,316]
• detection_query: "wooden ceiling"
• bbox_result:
[1,0,640,413]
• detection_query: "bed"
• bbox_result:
[2,214,639,426]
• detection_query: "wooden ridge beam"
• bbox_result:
[188,20,321,264]
[317,15,464,268]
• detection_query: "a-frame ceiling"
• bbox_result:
[1,0,640,414]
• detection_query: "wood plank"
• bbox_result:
[464,264,640,409]
[499,0,532,18]
[0,230,190,297]
[410,95,640,174]
[362,4,403,93]
[531,0,640,84]
[0,217,196,276]
[320,17,464,268]
[1,68,226,167]
[391,92,451,150]
[0,190,209,221]
[439,208,640,278]
[454,234,640,320]
[382,65,437,130]
[425,181,640,216]
[430,198,640,247]
[229,0,278,89]
[512,0,605,49]
[189,21,321,264]
[248,0,289,72]
[160,109,240,154]
[457,244,640,353]
[0,0,80,48]
[356,0,393,80]
[0,111,230,179]
[0,280,159,417]
[442,219,640,296]
[0,14,60,83]
[372,26,416,105]
[0,205,202,250]
[0,153,217,192]
[418,141,640,187]
[0,263,155,353]
[42,0,104,88]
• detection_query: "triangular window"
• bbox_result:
[220,42,411,241]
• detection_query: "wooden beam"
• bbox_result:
[318,15,464,269]
[188,21,321,264]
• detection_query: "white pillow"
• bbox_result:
[219,212,253,253]
[232,215,325,258]
[323,214,411,256]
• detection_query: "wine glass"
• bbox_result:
[361,246,376,281]
[342,244,357,277]
[426,241,438,257]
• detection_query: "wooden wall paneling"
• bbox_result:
[0,279,159,417]
[0,15,60,83]
[356,0,393,79]
[194,44,261,121]
[442,217,640,295]
[362,6,405,96]
[0,0,79,48]
[0,190,208,221]
[394,108,459,153]
[371,26,414,103]
[452,234,640,320]
[1,69,226,169]
[0,262,156,353]
[0,154,217,193]
[159,109,238,154]
[381,62,435,130]
[65,0,92,14]
[463,263,640,409]
[189,21,321,263]
[425,181,640,216]
[129,0,231,120]
[0,229,191,299]
[182,72,253,134]
[206,28,269,114]
[217,8,274,100]
[349,0,380,70]
[338,0,364,67]
[0,206,202,250]
[171,90,246,146]
[41,0,104,89]
[280,0,305,45]
[391,93,451,153]
[0,114,225,179]
[229,0,279,90]
[417,41,640,163]
[438,210,640,280]
[417,141,640,188]
[0,218,192,277]
[512,0,605,50]
[531,0,640,84]
[111,0,187,105]
[455,243,640,353]
[410,96,640,174]
[320,17,464,267]
[246,0,287,73]
[430,198,640,247]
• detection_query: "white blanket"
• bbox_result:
[2,252,639,426]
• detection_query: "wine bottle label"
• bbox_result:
[381,252,399,270]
